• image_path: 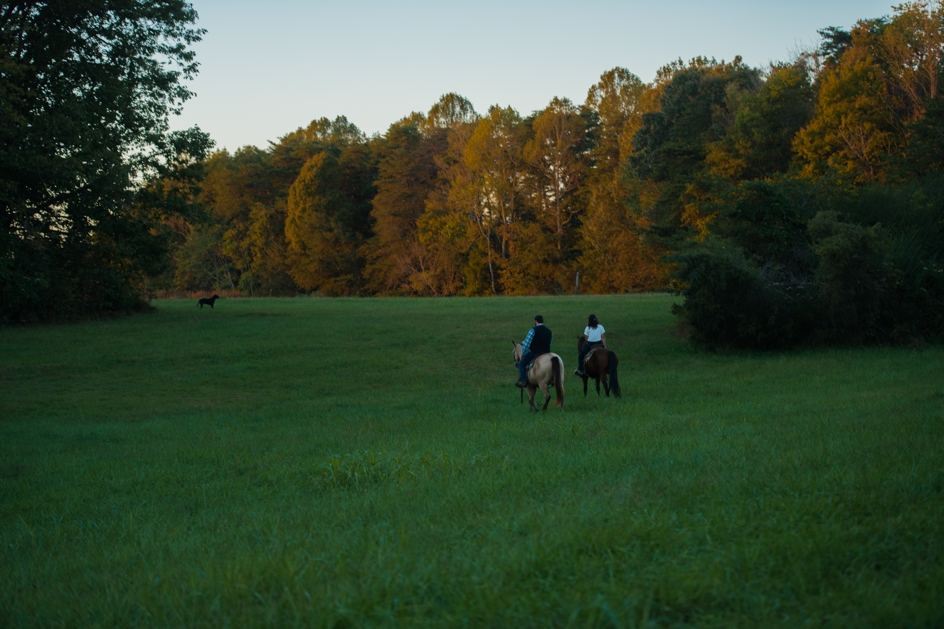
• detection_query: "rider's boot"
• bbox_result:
[515,370,528,387]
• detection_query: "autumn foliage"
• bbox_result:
[7,2,943,346]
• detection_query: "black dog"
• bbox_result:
[197,294,220,309]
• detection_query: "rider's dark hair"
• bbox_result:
[534,315,544,324]
[588,314,599,329]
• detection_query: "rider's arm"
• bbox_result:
[601,332,607,349]
[521,328,534,354]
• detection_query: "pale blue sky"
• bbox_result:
[171,0,897,152]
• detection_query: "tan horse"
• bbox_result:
[511,341,565,411]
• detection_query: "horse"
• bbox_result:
[511,341,565,411]
[197,294,220,309]
[576,336,622,398]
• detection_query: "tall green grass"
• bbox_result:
[2,295,942,627]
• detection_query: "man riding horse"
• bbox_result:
[515,315,553,388]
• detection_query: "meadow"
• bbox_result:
[1,294,942,628]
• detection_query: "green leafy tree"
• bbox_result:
[0,0,209,322]
[135,126,215,293]
[284,145,376,295]
[524,98,588,261]
[627,59,761,241]
[200,148,280,291]
[794,37,896,183]
[808,211,890,342]
[579,68,667,293]
[796,4,944,182]
[706,64,815,181]
[172,222,236,292]
[184,116,370,296]
[422,93,478,132]
[365,119,442,294]
[898,96,944,174]
[245,116,367,294]
[499,97,590,295]
[416,99,480,296]
[877,2,944,121]
[459,106,530,294]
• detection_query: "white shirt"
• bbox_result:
[584,325,605,343]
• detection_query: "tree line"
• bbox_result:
[167,84,666,298]
[4,1,943,346]
[167,3,943,303]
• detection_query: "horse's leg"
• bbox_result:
[585,357,596,396]
[527,385,537,411]
[540,380,551,411]
[587,358,599,396]
[600,356,610,397]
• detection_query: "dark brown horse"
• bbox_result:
[576,336,622,398]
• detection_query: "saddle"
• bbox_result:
[581,346,604,369]
[524,352,549,374]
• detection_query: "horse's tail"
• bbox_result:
[607,351,622,398]
[551,356,564,409]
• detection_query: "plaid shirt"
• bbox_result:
[521,325,551,354]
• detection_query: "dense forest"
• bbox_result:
[3,1,943,346]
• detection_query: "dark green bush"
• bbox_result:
[673,178,944,348]
[672,249,819,349]
[720,180,814,271]
[0,216,157,324]
[809,212,889,343]
[823,179,944,343]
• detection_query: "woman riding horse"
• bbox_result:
[575,314,622,398]
[575,314,605,377]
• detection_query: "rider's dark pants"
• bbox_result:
[518,350,536,382]
[577,341,603,374]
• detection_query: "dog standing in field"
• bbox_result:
[197,295,220,309]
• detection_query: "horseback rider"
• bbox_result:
[575,314,606,377]
[516,315,553,388]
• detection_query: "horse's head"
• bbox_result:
[577,335,585,351]
[510,339,521,366]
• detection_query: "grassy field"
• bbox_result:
[2,294,943,628]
